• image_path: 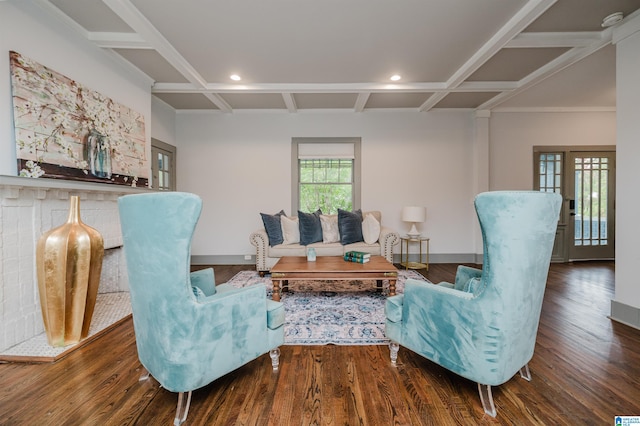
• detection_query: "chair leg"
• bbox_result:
[389,342,399,366]
[173,391,192,426]
[138,367,150,381]
[270,348,281,371]
[519,363,531,381]
[478,383,497,417]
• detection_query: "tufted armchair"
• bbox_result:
[385,191,561,417]
[118,192,285,425]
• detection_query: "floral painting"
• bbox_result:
[9,51,149,187]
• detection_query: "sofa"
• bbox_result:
[250,209,400,275]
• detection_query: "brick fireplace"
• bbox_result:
[0,175,146,352]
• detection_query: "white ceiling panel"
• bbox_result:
[37,0,640,112]
[130,0,527,84]
[50,0,133,32]
[293,93,359,109]
[497,44,617,109]
[113,49,189,83]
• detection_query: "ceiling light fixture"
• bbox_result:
[230,74,241,81]
[602,12,623,28]
[390,74,402,81]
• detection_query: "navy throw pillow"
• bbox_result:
[298,209,323,245]
[338,209,364,245]
[260,210,285,246]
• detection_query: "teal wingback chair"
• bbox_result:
[385,191,561,417]
[118,192,285,425]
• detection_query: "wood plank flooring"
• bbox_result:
[1,261,638,425]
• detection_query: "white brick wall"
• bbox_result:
[0,177,143,352]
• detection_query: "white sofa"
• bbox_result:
[250,210,399,275]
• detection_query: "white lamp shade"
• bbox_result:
[402,206,426,223]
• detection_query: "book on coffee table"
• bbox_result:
[344,251,371,263]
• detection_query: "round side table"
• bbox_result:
[400,236,429,270]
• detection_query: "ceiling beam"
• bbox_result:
[506,32,603,48]
[446,0,558,88]
[282,93,297,113]
[419,0,557,112]
[354,93,370,112]
[101,0,232,112]
[152,81,523,94]
[478,30,613,110]
[88,31,152,49]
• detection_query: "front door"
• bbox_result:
[567,152,615,260]
[534,148,615,262]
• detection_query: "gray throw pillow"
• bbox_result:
[298,209,323,245]
[260,210,286,246]
[338,208,364,245]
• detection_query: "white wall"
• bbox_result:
[489,112,616,190]
[176,110,477,260]
[175,109,618,262]
[613,18,640,324]
[0,1,153,177]
[151,96,177,144]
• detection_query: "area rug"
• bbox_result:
[227,270,430,345]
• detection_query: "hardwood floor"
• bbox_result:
[1,261,638,425]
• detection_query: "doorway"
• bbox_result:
[534,147,615,262]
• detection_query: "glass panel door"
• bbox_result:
[568,152,615,260]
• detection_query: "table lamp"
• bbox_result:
[402,206,426,238]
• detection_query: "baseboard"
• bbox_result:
[392,253,479,264]
[191,253,480,265]
[610,300,640,331]
[191,255,256,265]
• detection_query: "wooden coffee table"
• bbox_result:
[270,255,398,301]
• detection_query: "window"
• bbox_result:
[538,152,563,194]
[151,138,177,191]
[292,138,361,214]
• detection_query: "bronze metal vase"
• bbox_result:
[36,196,104,347]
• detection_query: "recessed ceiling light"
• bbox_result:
[602,12,623,28]
[230,74,241,81]
[390,74,402,81]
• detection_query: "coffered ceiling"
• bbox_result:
[37,0,640,112]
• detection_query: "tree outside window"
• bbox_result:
[299,159,353,214]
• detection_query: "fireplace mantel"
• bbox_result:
[0,175,151,197]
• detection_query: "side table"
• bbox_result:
[400,236,429,270]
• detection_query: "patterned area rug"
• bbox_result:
[227,270,430,345]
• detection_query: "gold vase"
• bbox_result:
[36,196,104,347]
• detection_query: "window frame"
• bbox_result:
[151,138,177,191]
[292,137,361,215]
